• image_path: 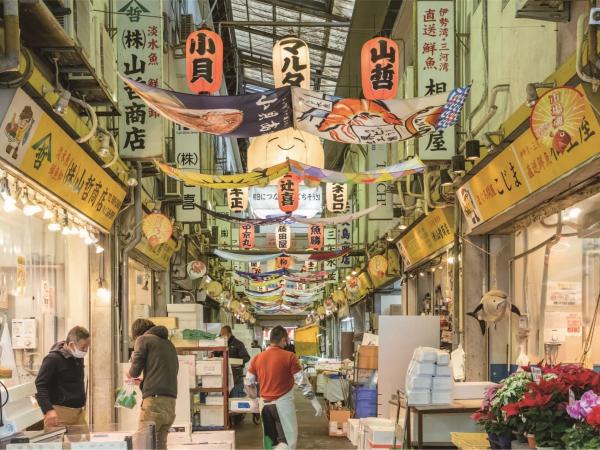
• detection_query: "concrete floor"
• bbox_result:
[234,393,354,449]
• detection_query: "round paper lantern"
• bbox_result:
[326,183,348,213]
[142,213,172,247]
[186,28,223,94]
[272,37,311,89]
[346,275,361,296]
[227,188,248,212]
[219,291,233,305]
[187,260,207,280]
[239,223,255,250]
[332,290,346,305]
[275,256,292,270]
[361,37,399,100]
[206,280,223,298]
[368,254,388,279]
[278,174,300,213]
[230,299,240,313]
[275,224,291,250]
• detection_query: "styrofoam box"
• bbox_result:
[200,337,226,347]
[435,365,452,377]
[431,390,452,405]
[413,347,438,363]
[191,430,234,446]
[202,375,223,388]
[167,423,192,445]
[348,418,360,446]
[200,405,225,427]
[432,376,453,390]
[407,389,431,405]
[230,398,259,413]
[436,351,450,365]
[205,394,224,406]
[453,381,497,400]
[367,424,396,445]
[406,374,432,390]
[409,361,435,376]
[197,359,223,376]
[167,304,204,313]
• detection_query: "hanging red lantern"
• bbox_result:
[308,224,324,250]
[278,174,300,213]
[275,256,292,270]
[186,28,223,94]
[361,37,399,100]
[239,223,255,250]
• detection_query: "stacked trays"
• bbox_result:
[405,347,453,405]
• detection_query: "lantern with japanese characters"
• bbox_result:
[186,28,223,94]
[308,224,324,250]
[239,223,255,250]
[275,256,292,270]
[249,262,261,274]
[303,260,318,272]
[278,174,300,213]
[227,187,248,212]
[361,37,399,100]
[275,224,291,250]
[326,183,348,213]
[272,37,311,89]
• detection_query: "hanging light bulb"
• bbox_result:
[96,279,111,303]
[2,196,16,213]
[22,191,42,216]
[0,177,16,213]
[95,244,105,254]
[42,206,54,220]
[48,220,61,232]
[447,255,455,264]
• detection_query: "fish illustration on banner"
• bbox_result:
[186,29,223,94]
[361,37,399,100]
[120,75,293,137]
[292,85,470,144]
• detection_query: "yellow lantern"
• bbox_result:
[272,37,311,89]
[368,255,388,279]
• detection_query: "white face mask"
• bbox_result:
[69,344,87,359]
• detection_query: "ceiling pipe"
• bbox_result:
[0,0,21,73]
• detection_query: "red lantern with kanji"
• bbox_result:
[308,224,324,250]
[361,37,399,100]
[278,174,300,213]
[275,256,292,270]
[186,28,223,94]
[239,223,255,250]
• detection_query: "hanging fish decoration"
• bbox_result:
[467,290,521,335]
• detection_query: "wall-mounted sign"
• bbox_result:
[326,183,347,212]
[175,124,201,222]
[272,37,311,89]
[416,0,455,161]
[323,227,338,276]
[227,187,248,212]
[278,174,300,213]
[337,222,352,268]
[135,237,177,271]
[240,223,255,250]
[275,224,291,250]
[367,144,393,239]
[361,37,399,100]
[186,28,223,94]
[458,85,600,233]
[250,261,261,274]
[397,207,454,268]
[308,224,324,250]
[0,89,126,231]
[117,0,164,158]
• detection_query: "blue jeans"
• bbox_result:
[230,380,245,398]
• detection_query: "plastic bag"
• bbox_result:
[115,381,137,409]
[450,343,466,381]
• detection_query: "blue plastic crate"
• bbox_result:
[353,387,377,418]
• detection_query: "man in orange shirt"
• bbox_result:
[245,326,322,449]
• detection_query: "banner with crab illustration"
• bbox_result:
[292,85,470,144]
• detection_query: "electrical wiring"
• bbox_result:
[0,47,33,89]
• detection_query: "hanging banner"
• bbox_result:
[186,28,223,94]
[239,223,255,250]
[337,222,352,268]
[416,0,456,161]
[292,85,469,144]
[361,37,399,100]
[278,174,300,213]
[275,224,291,250]
[227,187,248,212]
[294,205,382,225]
[174,124,201,222]
[120,76,293,137]
[275,256,292,270]
[0,89,127,231]
[116,0,164,158]
[249,185,322,219]
[272,37,311,89]
[326,183,347,213]
[247,127,324,173]
[308,224,324,250]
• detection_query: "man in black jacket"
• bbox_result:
[216,326,250,396]
[127,319,178,450]
[35,326,90,430]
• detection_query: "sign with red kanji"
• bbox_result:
[239,223,255,249]
[308,224,324,250]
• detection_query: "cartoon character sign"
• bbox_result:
[5,106,34,160]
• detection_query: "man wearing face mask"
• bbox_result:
[35,326,90,430]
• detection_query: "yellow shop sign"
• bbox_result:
[458,85,600,233]
[397,207,454,268]
[135,236,178,270]
[0,89,126,231]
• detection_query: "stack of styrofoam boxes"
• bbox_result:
[167,303,204,331]
[357,418,396,450]
[196,359,225,427]
[405,347,453,406]
[170,430,236,449]
[347,418,360,446]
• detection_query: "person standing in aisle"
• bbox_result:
[35,326,90,430]
[244,325,322,450]
[127,319,179,450]
[215,325,250,397]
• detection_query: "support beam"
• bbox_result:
[251,0,351,23]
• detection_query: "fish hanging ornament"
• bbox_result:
[467,289,521,335]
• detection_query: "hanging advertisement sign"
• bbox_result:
[361,37,399,100]
[135,237,177,270]
[240,223,255,250]
[337,222,352,268]
[308,224,324,250]
[275,256,292,270]
[121,76,293,137]
[367,145,394,229]
[142,213,173,247]
[275,224,291,250]
[304,260,318,272]
[326,183,347,212]
[186,28,223,94]
[272,37,311,89]
[416,0,455,161]
[249,185,322,219]
[175,124,201,222]
[368,254,388,279]
[0,89,127,231]
[227,187,248,212]
[116,0,164,158]
[278,174,300,213]
[323,227,338,275]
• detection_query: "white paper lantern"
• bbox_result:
[326,183,348,213]
[275,224,291,250]
[227,187,248,212]
[272,37,311,89]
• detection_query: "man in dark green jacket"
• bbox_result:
[127,319,178,450]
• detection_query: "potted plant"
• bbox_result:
[563,390,600,449]
[472,386,513,449]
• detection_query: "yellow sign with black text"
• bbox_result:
[0,89,126,230]
[397,207,454,268]
[135,236,178,270]
[458,85,600,232]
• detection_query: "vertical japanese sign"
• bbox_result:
[250,262,261,274]
[239,223,255,250]
[276,224,291,250]
[272,38,311,89]
[367,144,393,239]
[175,124,201,222]
[227,187,248,212]
[278,174,300,213]
[326,183,348,212]
[186,29,223,94]
[337,222,352,268]
[308,225,324,251]
[361,37,399,100]
[416,0,455,161]
[117,0,164,158]
[304,260,318,272]
[323,227,338,278]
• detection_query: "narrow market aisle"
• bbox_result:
[235,393,353,449]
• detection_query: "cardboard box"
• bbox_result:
[329,408,351,424]
[149,316,178,329]
[191,430,234,449]
[329,420,349,437]
[200,405,225,427]
[201,375,222,388]
[357,345,378,369]
[197,359,223,376]
[167,423,192,445]
[172,338,199,349]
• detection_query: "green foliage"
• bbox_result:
[562,424,600,450]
